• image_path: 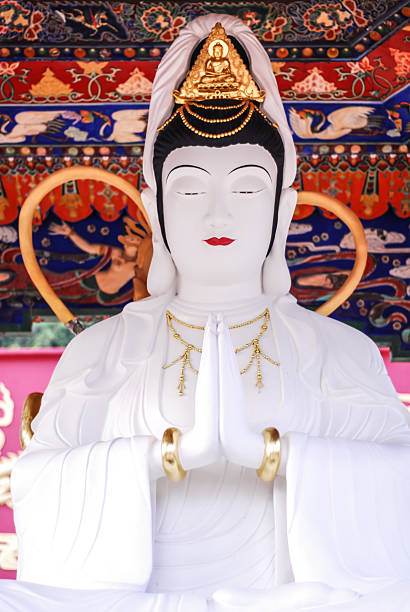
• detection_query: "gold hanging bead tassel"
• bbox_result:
[177,350,187,396]
[163,309,279,396]
[163,311,201,396]
[234,309,279,392]
[255,342,263,390]
[176,345,197,396]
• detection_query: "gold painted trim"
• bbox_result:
[18,167,150,325]
[297,191,367,317]
[161,427,186,482]
[256,427,281,482]
[20,392,43,449]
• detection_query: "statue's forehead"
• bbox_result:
[162,143,277,176]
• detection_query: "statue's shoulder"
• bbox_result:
[50,294,170,385]
[274,297,409,428]
[274,295,380,363]
[304,305,377,357]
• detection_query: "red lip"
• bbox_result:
[204,237,235,246]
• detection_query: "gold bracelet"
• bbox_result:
[161,427,187,482]
[256,427,281,482]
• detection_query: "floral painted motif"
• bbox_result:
[0,1,29,35]
[29,68,72,98]
[116,67,152,96]
[389,47,410,78]
[0,62,18,77]
[242,11,262,28]
[0,0,44,41]
[76,62,108,76]
[302,0,367,41]
[0,382,13,452]
[262,16,288,41]
[292,67,337,93]
[347,56,375,75]
[0,1,401,57]
[336,55,391,99]
[0,59,28,102]
[140,6,185,42]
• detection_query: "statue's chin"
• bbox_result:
[175,266,262,288]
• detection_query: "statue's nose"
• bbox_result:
[205,205,232,230]
[205,188,232,229]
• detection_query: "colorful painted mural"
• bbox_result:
[0,1,408,358]
[0,1,406,58]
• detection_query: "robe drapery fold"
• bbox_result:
[13,436,153,589]
[9,294,410,610]
[286,433,410,591]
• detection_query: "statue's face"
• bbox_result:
[213,44,223,59]
[162,144,277,289]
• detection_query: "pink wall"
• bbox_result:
[0,346,409,579]
[0,348,63,579]
[380,348,410,405]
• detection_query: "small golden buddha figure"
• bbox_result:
[199,40,238,90]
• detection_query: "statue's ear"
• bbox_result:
[262,188,297,299]
[142,187,177,297]
[140,188,156,225]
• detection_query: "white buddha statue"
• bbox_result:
[2,14,410,612]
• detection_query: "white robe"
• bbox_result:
[4,293,410,611]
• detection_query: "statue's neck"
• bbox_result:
[175,273,265,315]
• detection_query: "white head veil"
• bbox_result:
[142,13,298,299]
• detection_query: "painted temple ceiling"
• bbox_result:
[0,1,408,357]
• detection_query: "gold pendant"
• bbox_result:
[163,309,280,396]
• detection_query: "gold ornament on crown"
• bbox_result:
[173,22,265,103]
[157,22,269,139]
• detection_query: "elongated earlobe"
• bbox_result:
[262,188,297,298]
[147,235,177,296]
[142,188,177,297]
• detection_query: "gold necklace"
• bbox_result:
[184,101,249,123]
[179,102,255,139]
[163,308,280,396]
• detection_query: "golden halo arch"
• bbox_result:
[18,168,367,327]
[296,191,367,316]
[19,167,150,327]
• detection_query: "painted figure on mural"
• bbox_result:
[0,110,147,145]
[55,6,124,39]
[49,216,152,301]
[0,213,151,307]
[1,13,410,612]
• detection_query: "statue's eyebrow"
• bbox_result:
[166,165,211,181]
[228,164,272,181]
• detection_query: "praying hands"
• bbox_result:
[149,313,287,481]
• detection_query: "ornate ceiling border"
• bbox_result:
[0,1,407,61]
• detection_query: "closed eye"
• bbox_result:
[176,191,206,196]
[232,188,265,194]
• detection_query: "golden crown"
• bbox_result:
[157,23,271,138]
[173,22,265,103]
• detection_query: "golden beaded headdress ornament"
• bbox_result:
[158,22,275,139]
